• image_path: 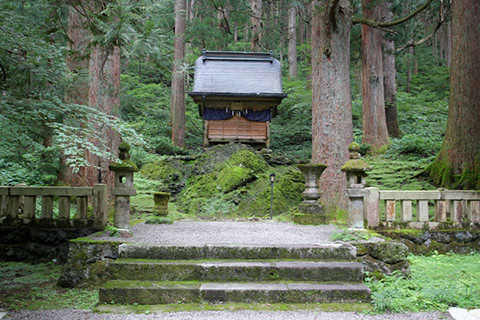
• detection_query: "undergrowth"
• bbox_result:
[0,262,98,311]
[366,252,480,313]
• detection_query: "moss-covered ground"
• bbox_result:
[366,252,480,313]
[95,302,372,314]
[0,262,98,311]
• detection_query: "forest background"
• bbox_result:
[0,0,459,193]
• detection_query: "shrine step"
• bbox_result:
[109,259,364,282]
[99,280,371,305]
[118,243,357,261]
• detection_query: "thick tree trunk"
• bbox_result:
[288,3,297,78]
[87,45,121,188]
[60,6,91,186]
[61,4,120,188]
[380,2,400,138]
[311,0,353,211]
[250,0,262,51]
[361,0,389,150]
[429,0,480,189]
[171,0,186,148]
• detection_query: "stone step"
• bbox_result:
[118,243,356,261]
[99,280,371,305]
[109,259,364,282]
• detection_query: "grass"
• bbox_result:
[366,252,480,313]
[0,262,98,311]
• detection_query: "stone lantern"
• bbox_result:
[109,142,138,232]
[341,142,371,229]
[297,163,327,219]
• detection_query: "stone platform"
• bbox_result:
[91,220,338,246]
[91,221,371,306]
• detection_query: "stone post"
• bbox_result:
[153,192,170,216]
[109,142,138,232]
[341,142,371,229]
[297,163,328,222]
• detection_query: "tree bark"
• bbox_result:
[60,5,91,186]
[428,0,480,189]
[361,0,389,150]
[87,44,121,188]
[61,3,120,188]
[380,2,400,138]
[311,0,353,211]
[288,3,297,78]
[171,0,186,148]
[250,0,262,51]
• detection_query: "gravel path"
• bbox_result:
[5,309,453,320]
[92,221,339,245]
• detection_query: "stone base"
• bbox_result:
[298,200,323,215]
[294,201,328,225]
[292,213,328,225]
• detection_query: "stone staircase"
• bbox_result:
[99,243,371,305]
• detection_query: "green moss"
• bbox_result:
[109,159,138,172]
[69,237,124,245]
[217,165,255,193]
[140,160,182,183]
[222,149,269,173]
[235,167,305,217]
[145,216,173,224]
[428,151,480,190]
[341,159,371,174]
[95,302,372,313]
[292,213,327,225]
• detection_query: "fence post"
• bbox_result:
[365,187,380,228]
[93,184,108,228]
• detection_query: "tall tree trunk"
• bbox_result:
[61,4,120,188]
[311,0,353,211]
[428,0,480,189]
[250,0,262,51]
[288,3,297,78]
[407,46,413,92]
[361,0,389,150]
[60,5,91,186]
[171,0,186,148]
[380,2,400,138]
[87,45,121,188]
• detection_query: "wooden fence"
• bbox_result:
[364,188,480,229]
[0,185,108,228]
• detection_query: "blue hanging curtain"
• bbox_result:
[241,109,272,122]
[203,107,233,120]
[203,107,271,122]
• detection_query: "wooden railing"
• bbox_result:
[0,185,108,228]
[364,188,480,229]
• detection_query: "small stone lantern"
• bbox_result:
[109,142,138,232]
[341,142,371,229]
[297,163,327,216]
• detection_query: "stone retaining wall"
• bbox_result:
[0,227,100,263]
[378,230,480,255]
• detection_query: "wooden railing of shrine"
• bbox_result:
[364,188,480,229]
[0,185,108,228]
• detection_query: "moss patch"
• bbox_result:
[217,165,256,193]
[95,302,372,313]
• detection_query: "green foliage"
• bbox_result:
[367,253,480,312]
[0,262,98,311]
[145,216,173,224]
[271,79,312,161]
[120,75,202,156]
[331,229,371,242]
[366,155,436,190]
